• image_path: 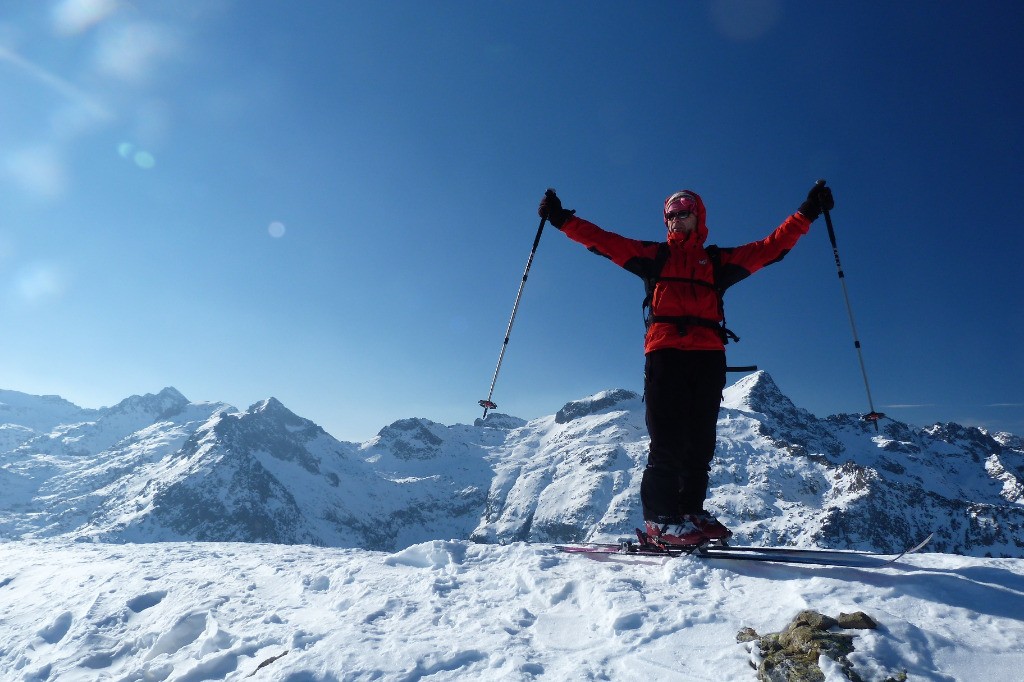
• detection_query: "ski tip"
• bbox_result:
[911,533,935,553]
[888,532,935,564]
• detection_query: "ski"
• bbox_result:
[556,532,933,568]
[695,533,934,568]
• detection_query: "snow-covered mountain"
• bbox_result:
[1,373,1021,556]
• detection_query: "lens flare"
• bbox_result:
[133,151,155,169]
[268,222,286,238]
[52,0,118,36]
[116,143,156,169]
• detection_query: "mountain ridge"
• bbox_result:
[1,373,1021,556]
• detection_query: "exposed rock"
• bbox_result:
[741,610,903,682]
[837,612,877,630]
[793,610,838,631]
[736,627,760,643]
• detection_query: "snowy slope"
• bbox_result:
[1,375,1022,557]
[471,389,649,545]
[0,389,97,435]
[2,539,1023,681]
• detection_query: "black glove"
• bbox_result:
[797,181,835,222]
[538,188,575,229]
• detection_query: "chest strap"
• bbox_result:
[648,315,740,344]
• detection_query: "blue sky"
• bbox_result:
[2,1,1021,441]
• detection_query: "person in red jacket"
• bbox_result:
[538,183,833,546]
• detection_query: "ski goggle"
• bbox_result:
[664,195,697,221]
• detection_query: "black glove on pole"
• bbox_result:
[478,191,555,419]
[817,179,885,430]
[538,188,575,228]
[798,180,834,221]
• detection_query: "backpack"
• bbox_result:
[641,242,740,344]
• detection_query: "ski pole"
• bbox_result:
[818,179,885,430]
[478,210,548,419]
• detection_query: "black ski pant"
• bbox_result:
[640,348,726,522]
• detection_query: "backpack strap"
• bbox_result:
[641,242,671,328]
[641,243,740,344]
[706,245,738,342]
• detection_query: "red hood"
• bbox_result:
[665,189,708,246]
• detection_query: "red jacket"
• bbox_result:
[558,190,811,354]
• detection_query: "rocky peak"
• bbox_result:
[374,418,446,460]
[108,387,189,420]
[925,422,1002,458]
[0,389,98,435]
[722,371,795,416]
[208,398,328,473]
[473,412,527,430]
[555,389,641,424]
[249,397,304,424]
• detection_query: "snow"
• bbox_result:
[2,539,1024,681]
[2,377,1024,679]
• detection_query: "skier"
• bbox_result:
[538,182,833,545]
